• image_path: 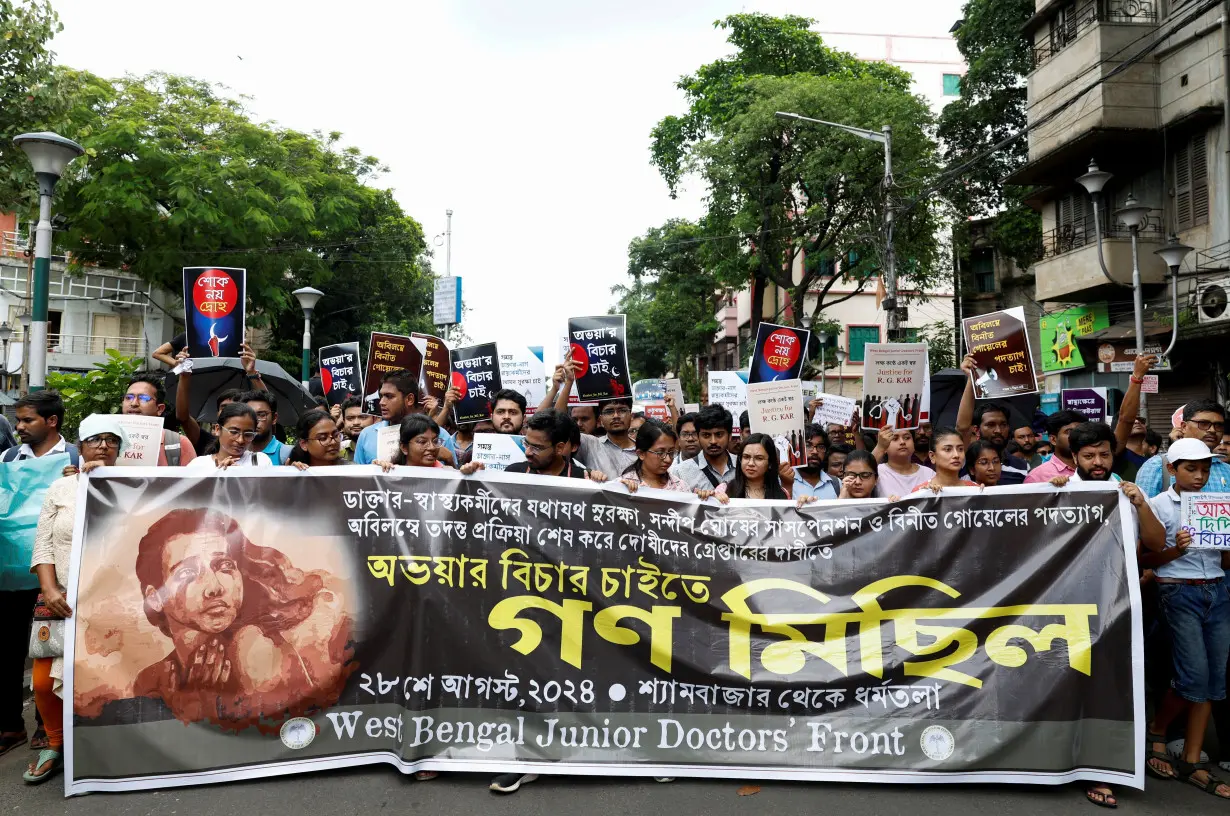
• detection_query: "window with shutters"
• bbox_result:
[847,325,881,363]
[1174,130,1210,232]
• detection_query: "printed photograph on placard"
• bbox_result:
[412,332,451,405]
[748,322,811,383]
[318,342,364,407]
[182,267,246,359]
[450,342,502,424]
[962,307,1039,398]
[861,344,928,431]
[567,315,631,402]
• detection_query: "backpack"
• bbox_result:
[162,429,182,467]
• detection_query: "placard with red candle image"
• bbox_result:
[450,342,502,424]
[183,267,246,359]
[748,321,811,384]
[566,315,631,402]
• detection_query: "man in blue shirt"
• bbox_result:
[355,369,456,465]
[793,423,840,499]
[1136,400,1230,497]
[241,390,291,465]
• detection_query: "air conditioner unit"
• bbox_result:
[1196,275,1230,324]
[102,298,135,312]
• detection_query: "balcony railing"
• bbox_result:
[8,333,148,357]
[1032,0,1158,69]
[1040,209,1164,260]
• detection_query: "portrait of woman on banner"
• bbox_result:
[130,508,355,729]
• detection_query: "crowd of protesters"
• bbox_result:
[0,341,1227,807]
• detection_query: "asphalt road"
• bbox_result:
[2,703,1228,816]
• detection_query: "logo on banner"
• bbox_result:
[280,717,317,750]
[764,329,801,373]
[920,725,955,761]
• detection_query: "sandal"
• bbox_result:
[0,732,27,758]
[29,726,48,751]
[1175,759,1230,799]
[1085,785,1117,809]
[1146,731,1177,779]
[22,749,62,785]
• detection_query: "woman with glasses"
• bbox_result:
[288,410,351,469]
[620,420,688,493]
[22,415,128,784]
[186,404,273,470]
[838,450,879,499]
[712,432,791,501]
[966,440,1002,488]
[373,415,484,475]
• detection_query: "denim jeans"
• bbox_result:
[1158,580,1230,703]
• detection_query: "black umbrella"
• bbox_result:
[929,368,1041,432]
[164,358,317,424]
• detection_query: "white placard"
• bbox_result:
[377,425,400,462]
[1141,374,1159,394]
[746,379,807,466]
[707,371,748,419]
[499,346,546,415]
[683,403,700,414]
[114,415,164,466]
[472,433,527,472]
[1181,492,1230,548]
[813,393,860,429]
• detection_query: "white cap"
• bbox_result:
[1166,437,1215,464]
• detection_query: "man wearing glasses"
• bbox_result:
[120,373,197,466]
[506,410,606,481]
[1136,401,1230,497]
[573,398,639,478]
[239,390,292,465]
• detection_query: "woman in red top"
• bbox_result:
[913,427,980,493]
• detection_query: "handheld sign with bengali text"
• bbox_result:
[861,344,929,431]
[113,415,165,466]
[183,267,245,359]
[749,322,810,384]
[364,333,423,412]
[707,371,749,418]
[568,316,632,402]
[412,333,451,405]
[1181,493,1230,549]
[376,425,400,463]
[472,433,528,472]
[962,307,1039,399]
[318,342,364,407]
[498,347,546,416]
[746,379,806,466]
[1061,388,1110,424]
[450,342,502,424]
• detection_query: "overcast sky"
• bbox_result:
[48,0,963,360]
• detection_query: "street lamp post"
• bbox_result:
[775,112,898,339]
[835,346,848,398]
[13,132,84,392]
[818,329,829,394]
[0,322,11,392]
[1155,238,1194,359]
[17,311,31,394]
[291,287,324,387]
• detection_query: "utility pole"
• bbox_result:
[444,209,453,344]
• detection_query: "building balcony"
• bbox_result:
[5,333,149,375]
[1026,2,1158,167]
[1034,212,1169,301]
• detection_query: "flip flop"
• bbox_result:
[0,732,28,758]
[1085,785,1117,809]
[22,749,62,785]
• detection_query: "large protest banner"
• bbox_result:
[182,267,246,359]
[67,471,1142,794]
[568,316,632,402]
[319,342,364,407]
[962,308,1039,399]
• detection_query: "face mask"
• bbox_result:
[1040,453,1052,463]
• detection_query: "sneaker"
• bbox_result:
[654,777,675,783]
[490,772,538,794]
[1167,739,1209,764]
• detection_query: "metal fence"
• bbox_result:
[1039,209,1164,260]
[1032,0,1157,70]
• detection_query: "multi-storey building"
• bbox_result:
[1011,0,1230,425]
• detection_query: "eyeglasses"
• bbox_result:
[222,427,258,441]
[410,437,440,447]
[83,435,120,449]
[846,471,875,480]
[645,448,675,460]
[600,407,631,417]
[743,455,769,464]
[1190,419,1226,432]
[679,431,699,439]
[253,411,272,421]
[523,440,551,454]
[310,431,344,443]
[123,393,155,404]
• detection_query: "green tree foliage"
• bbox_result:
[937,0,1041,271]
[917,320,957,373]
[614,219,722,397]
[14,72,434,373]
[648,14,943,330]
[45,349,143,440]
